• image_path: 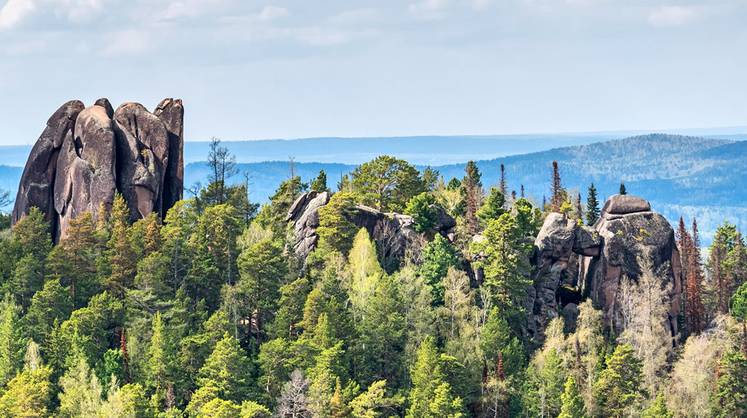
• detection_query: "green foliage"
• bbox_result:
[0,294,24,386]
[404,192,442,233]
[197,332,255,403]
[317,192,359,256]
[406,337,464,418]
[477,187,505,223]
[350,155,425,212]
[559,376,586,418]
[469,213,532,315]
[349,380,402,418]
[642,392,673,418]
[586,183,600,225]
[0,357,53,417]
[311,170,329,193]
[619,182,627,195]
[593,344,646,416]
[711,350,747,417]
[58,355,104,417]
[418,234,459,304]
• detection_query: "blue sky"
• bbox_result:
[0,0,746,145]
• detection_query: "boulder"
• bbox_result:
[154,98,184,212]
[54,104,117,240]
[113,102,170,220]
[12,100,84,234]
[287,191,455,269]
[12,98,184,241]
[528,195,681,345]
[287,191,331,260]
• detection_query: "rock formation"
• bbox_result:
[12,98,184,241]
[528,194,681,345]
[287,191,456,269]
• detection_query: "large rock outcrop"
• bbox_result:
[287,191,456,269]
[13,98,184,240]
[528,195,681,345]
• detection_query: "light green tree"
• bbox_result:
[558,376,586,418]
[0,294,24,386]
[593,344,646,416]
[196,332,254,403]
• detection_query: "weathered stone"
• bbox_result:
[54,104,117,240]
[113,102,170,220]
[154,98,184,212]
[601,194,651,216]
[287,191,330,260]
[528,195,681,346]
[13,98,184,241]
[12,100,84,235]
[287,191,456,269]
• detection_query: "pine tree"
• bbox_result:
[499,163,507,198]
[196,332,254,403]
[593,344,646,416]
[685,219,706,334]
[310,170,329,193]
[711,350,747,417]
[550,161,566,212]
[58,355,104,417]
[0,294,24,386]
[406,337,463,418]
[462,161,483,235]
[642,392,673,418]
[147,312,170,408]
[105,194,136,297]
[619,182,627,195]
[0,342,52,418]
[558,376,586,418]
[585,183,602,225]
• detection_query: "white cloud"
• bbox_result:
[648,5,699,27]
[0,0,36,29]
[258,5,288,21]
[409,0,449,20]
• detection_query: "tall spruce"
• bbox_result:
[462,161,483,235]
[550,161,565,212]
[686,219,706,334]
[499,163,507,198]
[586,183,600,225]
[619,182,627,195]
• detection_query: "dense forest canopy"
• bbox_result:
[0,141,745,418]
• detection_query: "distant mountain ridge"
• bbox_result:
[3,133,747,243]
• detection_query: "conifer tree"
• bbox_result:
[619,182,627,195]
[499,163,507,198]
[196,332,254,403]
[711,350,747,417]
[642,393,673,418]
[550,161,566,211]
[406,337,463,418]
[685,219,706,334]
[0,295,24,386]
[310,170,329,193]
[147,312,170,408]
[47,212,101,308]
[585,183,600,225]
[462,161,483,235]
[0,341,53,418]
[593,344,645,416]
[58,354,104,417]
[105,194,136,297]
[559,376,585,418]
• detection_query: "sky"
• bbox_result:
[0,0,746,145]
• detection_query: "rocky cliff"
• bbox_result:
[287,191,456,269]
[529,194,682,344]
[12,98,184,240]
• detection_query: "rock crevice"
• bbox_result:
[529,194,681,345]
[12,98,184,240]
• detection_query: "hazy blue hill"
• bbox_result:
[3,133,747,242]
[181,134,617,165]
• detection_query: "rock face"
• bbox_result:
[12,98,184,241]
[12,100,85,232]
[528,195,681,345]
[287,191,456,268]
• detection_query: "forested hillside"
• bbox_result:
[0,140,745,417]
